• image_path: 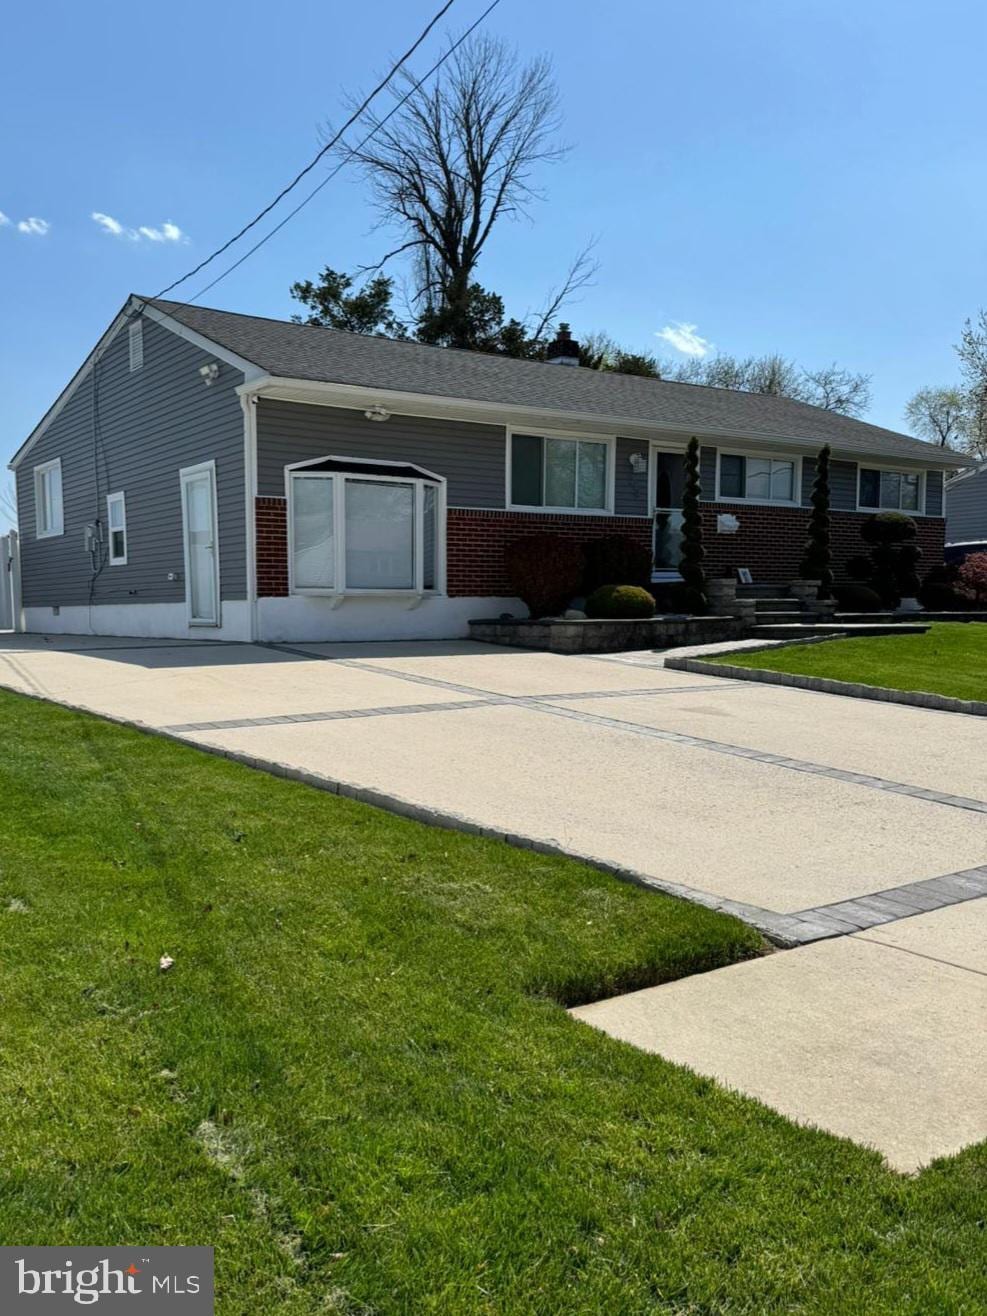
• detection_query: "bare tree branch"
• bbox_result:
[528,242,599,345]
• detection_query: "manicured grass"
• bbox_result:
[714,622,987,702]
[0,691,984,1314]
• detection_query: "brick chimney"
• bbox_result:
[545,323,581,366]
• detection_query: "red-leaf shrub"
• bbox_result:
[956,552,987,605]
[504,535,584,618]
[581,536,652,594]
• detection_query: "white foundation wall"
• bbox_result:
[23,602,252,643]
[256,595,525,643]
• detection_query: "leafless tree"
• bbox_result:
[800,364,872,417]
[0,483,16,529]
[333,34,588,348]
[904,386,969,448]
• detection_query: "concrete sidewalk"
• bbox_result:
[1,632,984,1168]
[572,898,987,1172]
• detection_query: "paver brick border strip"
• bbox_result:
[665,649,987,718]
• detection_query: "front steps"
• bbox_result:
[736,583,932,640]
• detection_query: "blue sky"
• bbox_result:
[2,0,984,526]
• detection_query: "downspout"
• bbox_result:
[240,386,261,642]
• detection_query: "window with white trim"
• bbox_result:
[718,453,797,504]
[858,466,923,513]
[34,458,63,538]
[106,491,127,565]
[128,319,144,372]
[509,432,611,512]
[287,458,444,596]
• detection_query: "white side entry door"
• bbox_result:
[180,462,221,626]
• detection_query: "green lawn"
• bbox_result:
[0,691,984,1314]
[714,622,987,702]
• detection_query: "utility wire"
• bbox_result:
[155,0,458,298]
[184,0,502,306]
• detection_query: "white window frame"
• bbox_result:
[715,449,802,507]
[506,427,616,515]
[33,458,64,539]
[856,464,927,515]
[285,455,447,600]
[128,319,144,372]
[179,460,222,627]
[106,490,128,565]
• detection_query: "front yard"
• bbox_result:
[713,622,987,702]
[1,689,984,1313]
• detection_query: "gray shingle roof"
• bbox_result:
[148,297,964,467]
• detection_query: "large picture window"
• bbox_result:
[718,453,797,505]
[509,432,611,512]
[858,466,922,513]
[287,458,444,597]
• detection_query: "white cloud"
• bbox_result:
[655,322,712,358]
[93,212,186,243]
[17,217,50,236]
[0,211,10,227]
[92,211,127,237]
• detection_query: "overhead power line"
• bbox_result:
[155,0,459,299]
[185,0,502,305]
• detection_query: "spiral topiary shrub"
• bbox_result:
[799,444,833,597]
[582,536,652,594]
[504,535,584,618]
[585,585,656,619]
[860,512,919,606]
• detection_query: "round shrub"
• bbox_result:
[860,511,918,545]
[582,535,652,594]
[833,582,883,611]
[957,551,987,605]
[585,584,656,619]
[504,535,584,618]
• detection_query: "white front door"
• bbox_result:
[180,462,220,626]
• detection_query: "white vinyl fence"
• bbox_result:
[0,531,21,631]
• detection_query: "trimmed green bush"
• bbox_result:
[505,535,584,618]
[585,584,656,619]
[679,437,707,612]
[582,536,652,594]
[833,582,884,612]
[799,444,833,596]
[860,512,919,606]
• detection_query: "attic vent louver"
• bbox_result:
[128,319,144,372]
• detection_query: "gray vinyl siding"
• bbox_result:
[945,470,987,541]
[925,470,944,517]
[16,316,246,608]
[829,460,858,511]
[256,400,504,507]
[614,437,649,516]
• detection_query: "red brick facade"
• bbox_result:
[254,497,946,598]
[701,502,946,582]
[445,509,651,597]
[256,497,289,597]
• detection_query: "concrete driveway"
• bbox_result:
[1,632,984,1169]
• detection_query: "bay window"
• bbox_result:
[858,466,922,513]
[718,453,797,504]
[509,432,611,512]
[287,457,444,597]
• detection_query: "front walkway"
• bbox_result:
[1,632,984,1168]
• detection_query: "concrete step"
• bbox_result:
[755,610,810,622]
[750,622,931,639]
[753,599,802,613]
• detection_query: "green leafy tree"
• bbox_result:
[290,268,407,337]
[679,437,707,612]
[904,386,970,449]
[799,445,833,596]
